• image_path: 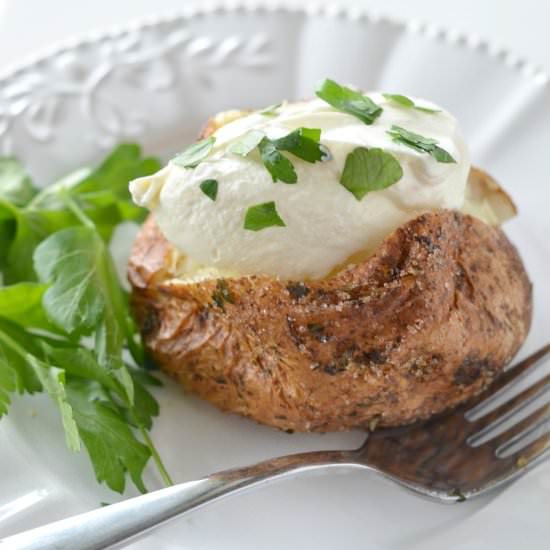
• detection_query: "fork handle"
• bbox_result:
[1,449,356,550]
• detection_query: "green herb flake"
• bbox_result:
[316,79,383,125]
[273,128,326,163]
[387,125,456,164]
[299,127,321,142]
[383,93,440,114]
[173,136,216,168]
[199,179,218,201]
[414,106,441,114]
[244,201,286,231]
[259,102,283,116]
[230,127,329,183]
[258,139,297,184]
[448,488,467,502]
[382,93,415,108]
[340,147,403,201]
[211,279,235,310]
[227,130,265,157]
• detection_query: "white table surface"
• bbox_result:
[0,0,549,77]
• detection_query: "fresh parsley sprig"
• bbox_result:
[0,145,173,494]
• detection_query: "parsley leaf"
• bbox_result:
[0,282,60,332]
[244,201,286,231]
[273,128,327,162]
[383,93,441,114]
[127,370,160,430]
[30,144,161,215]
[387,125,456,163]
[34,227,109,334]
[0,145,159,283]
[0,319,42,395]
[173,136,216,168]
[316,79,383,125]
[0,202,43,283]
[382,93,414,108]
[258,138,297,184]
[0,355,16,417]
[0,158,37,207]
[31,356,81,451]
[67,380,150,494]
[229,128,328,183]
[227,130,265,156]
[199,179,218,201]
[340,147,403,200]
[43,344,119,393]
[64,144,161,203]
[34,222,137,399]
[0,321,78,450]
[259,102,282,116]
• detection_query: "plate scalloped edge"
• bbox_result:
[0,1,547,181]
[0,0,548,87]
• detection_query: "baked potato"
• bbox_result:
[129,207,531,432]
[128,95,532,432]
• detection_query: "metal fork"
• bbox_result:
[2,344,550,550]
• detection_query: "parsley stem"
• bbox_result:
[60,190,95,229]
[138,424,174,487]
[0,330,29,360]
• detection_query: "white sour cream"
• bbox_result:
[131,93,470,280]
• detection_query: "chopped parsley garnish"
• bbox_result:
[316,79,383,125]
[258,138,298,183]
[273,128,328,163]
[227,130,265,156]
[259,102,283,116]
[173,136,216,168]
[199,179,218,201]
[230,127,328,184]
[340,147,403,200]
[244,201,286,231]
[383,93,440,114]
[387,125,456,163]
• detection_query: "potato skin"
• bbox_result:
[129,211,532,432]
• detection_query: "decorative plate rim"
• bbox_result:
[0,0,547,89]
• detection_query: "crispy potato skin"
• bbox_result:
[129,211,532,432]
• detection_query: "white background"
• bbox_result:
[0,0,549,76]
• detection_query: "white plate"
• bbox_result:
[1,4,549,549]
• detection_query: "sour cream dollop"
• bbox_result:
[130,93,470,280]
